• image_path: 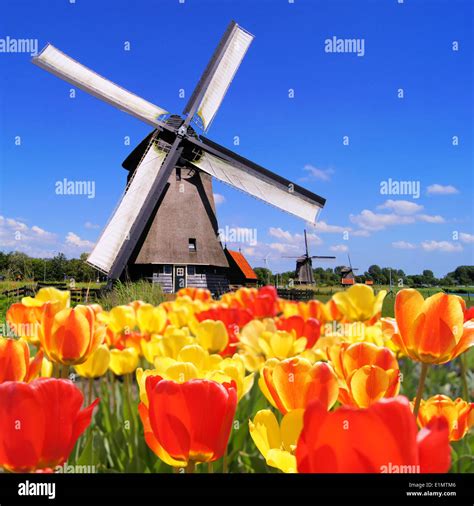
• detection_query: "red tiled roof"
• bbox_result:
[227,250,258,280]
[341,278,355,285]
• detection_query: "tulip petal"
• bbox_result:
[416,416,451,473]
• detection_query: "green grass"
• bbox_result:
[97,280,165,310]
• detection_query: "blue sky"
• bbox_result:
[0,0,472,277]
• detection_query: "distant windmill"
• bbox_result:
[340,254,359,285]
[283,230,335,285]
[32,21,327,293]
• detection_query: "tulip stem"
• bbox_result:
[109,371,116,413]
[88,378,94,405]
[185,461,195,473]
[460,355,469,401]
[413,363,429,418]
[61,364,69,379]
[223,449,228,473]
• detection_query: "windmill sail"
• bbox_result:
[188,138,325,224]
[87,141,168,273]
[184,22,254,130]
[32,44,168,127]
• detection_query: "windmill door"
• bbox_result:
[174,266,186,292]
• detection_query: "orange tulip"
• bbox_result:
[260,357,339,414]
[0,338,43,383]
[177,287,212,302]
[40,305,105,365]
[221,286,279,318]
[6,288,71,345]
[382,290,474,364]
[138,376,237,466]
[296,396,451,473]
[328,342,400,408]
[415,395,474,441]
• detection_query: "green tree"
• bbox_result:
[253,267,273,286]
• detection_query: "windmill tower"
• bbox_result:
[283,230,335,285]
[32,22,327,293]
[340,254,359,285]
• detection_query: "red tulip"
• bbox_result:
[139,376,237,465]
[464,306,474,322]
[0,378,99,472]
[276,315,321,348]
[296,396,451,473]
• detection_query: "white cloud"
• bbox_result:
[460,232,474,244]
[302,164,334,182]
[268,227,322,246]
[427,184,459,195]
[313,221,349,233]
[350,210,415,231]
[269,227,293,241]
[65,232,95,250]
[392,241,417,250]
[420,241,463,253]
[269,242,300,254]
[6,218,28,231]
[84,221,100,230]
[417,214,445,224]
[330,244,348,252]
[213,193,225,206]
[377,199,423,215]
[295,232,323,246]
[421,214,447,224]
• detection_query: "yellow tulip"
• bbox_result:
[145,344,254,402]
[238,319,308,371]
[22,287,70,309]
[332,284,386,323]
[109,347,139,375]
[207,354,255,401]
[258,331,307,360]
[144,327,193,361]
[249,409,304,473]
[136,304,167,336]
[195,320,228,353]
[75,344,110,378]
[41,357,53,378]
[104,305,136,335]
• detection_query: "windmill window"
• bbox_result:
[187,265,196,275]
[188,238,197,252]
[176,167,181,181]
[163,265,172,275]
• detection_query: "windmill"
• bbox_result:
[340,254,359,285]
[32,21,326,293]
[283,230,335,285]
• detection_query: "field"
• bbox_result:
[0,282,472,475]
